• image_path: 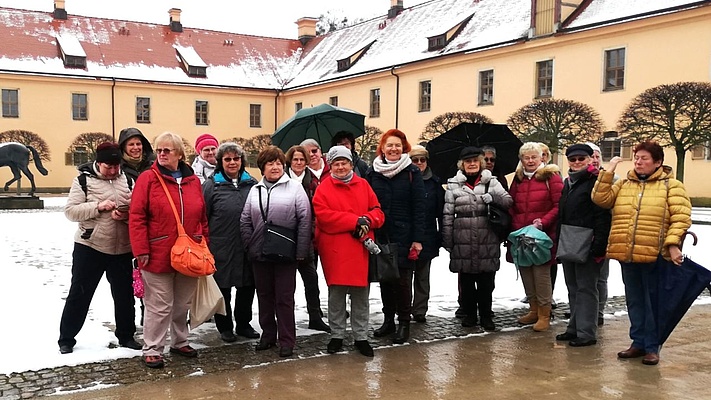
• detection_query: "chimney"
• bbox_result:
[388,0,404,18]
[168,8,183,33]
[296,17,318,46]
[53,0,67,20]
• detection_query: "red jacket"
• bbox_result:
[129,161,209,274]
[508,164,563,264]
[313,174,384,287]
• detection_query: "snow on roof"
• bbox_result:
[174,45,207,68]
[55,33,86,57]
[566,0,708,29]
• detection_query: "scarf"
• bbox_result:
[567,168,586,185]
[289,168,306,184]
[122,152,143,169]
[372,154,412,178]
[332,171,354,184]
[421,166,433,181]
[523,163,545,179]
[465,171,480,187]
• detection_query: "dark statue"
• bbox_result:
[0,142,48,196]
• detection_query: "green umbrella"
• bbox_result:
[271,103,366,152]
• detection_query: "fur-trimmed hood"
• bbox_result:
[514,163,560,182]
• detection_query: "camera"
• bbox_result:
[363,238,381,255]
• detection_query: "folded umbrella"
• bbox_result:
[507,225,553,267]
[271,103,366,152]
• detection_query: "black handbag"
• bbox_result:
[259,188,297,263]
[485,182,512,242]
[368,237,399,283]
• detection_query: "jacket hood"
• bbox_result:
[118,128,153,155]
[626,165,674,183]
[514,163,560,182]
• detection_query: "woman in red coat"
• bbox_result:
[313,146,384,357]
[508,142,563,332]
[129,132,209,369]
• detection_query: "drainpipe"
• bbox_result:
[390,66,400,129]
[111,77,116,140]
[274,89,281,131]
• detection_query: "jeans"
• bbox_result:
[620,261,660,354]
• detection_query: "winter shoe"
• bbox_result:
[533,305,551,332]
[59,345,73,354]
[555,332,577,341]
[236,325,260,339]
[454,308,466,318]
[255,341,276,351]
[308,317,332,333]
[480,316,496,332]
[569,338,597,347]
[413,314,427,323]
[279,346,294,357]
[120,339,142,350]
[642,352,659,365]
[327,338,343,354]
[355,340,374,357]
[170,345,198,358]
[617,346,646,359]
[220,331,238,343]
[392,321,410,344]
[461,315,478,328]
[373,316,396,337]
[518,302,539,325]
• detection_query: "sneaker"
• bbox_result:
[220,331,238,343]
[119,339,142,350]
[236,326,260,339]
[354,340,374,357]
[59,344,73,354]
[144,355,164,369]
[169,345,198,358]
[327,338,343,354]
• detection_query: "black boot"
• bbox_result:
[308,313,331,333]
[373,315,396,337]
[393,321,410,344]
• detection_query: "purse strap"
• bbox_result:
[258,186,271,224]
[152,169,188,236]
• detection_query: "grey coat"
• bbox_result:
[442,169,513,274]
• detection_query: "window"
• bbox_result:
[250,104,261,128]
[600,131,632,160]
[428,35,445,51]
[691,145,705,160]
[65,146,89,166]
[72,93,88,120]
[337,59,351,72]
[195,100,208,125]
[536,60,553,98]
[2,89,19,118]
[295,102,303,112]
[478,70,494,105]
[136,97,150,123]
[604,48,625,91]
[370,88,380,118]
[419,81,431,112]
[329,96,338,106]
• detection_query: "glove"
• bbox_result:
[532,218,543,230]
[353,216,371,238]
[480,193,493,204]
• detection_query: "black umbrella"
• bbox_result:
[426,122,522,181]
[654,232,711,346]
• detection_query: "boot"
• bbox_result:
[308,313,331,333]
[533,305,552,332]
[393,321,410,344]
[373,315,396,337]
[518,302,538,325]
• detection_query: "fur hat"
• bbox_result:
[566,144,593,158]
[409,145,429,159]
[195,133,218,153]
[95,142,122,165]
[326,145,352,164]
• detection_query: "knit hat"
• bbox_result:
[326,145,352,164]
[95,142,122,165]
[195,133,218,153]
[459,146,482,160]
[409,145,429,159]
[566,144,593,158]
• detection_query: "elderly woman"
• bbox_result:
[592,140,691,366]
[442,147,512,332]
[241,146,312,358]
[508,142,563,332]
[59,142,140,354]
[203,142,260,343]
[482,145,509,192]
[408,145,445,323]
[129,132,209,368]
[192,133,219,184]
[366,129,425,344]
[554,144,611,347]
[313,146,384,357]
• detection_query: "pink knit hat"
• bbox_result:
[195,133,218,152]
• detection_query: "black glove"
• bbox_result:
[353,216,371,238]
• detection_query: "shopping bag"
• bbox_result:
[188,275,226,330]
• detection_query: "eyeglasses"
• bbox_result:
[567,156,588,163]
[310,148,320,154]
[155,148,174,154]
[484,157,496,162]
[223,156,241,163]
[411,157,427,163]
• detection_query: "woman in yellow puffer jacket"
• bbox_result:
[591,140,691,367]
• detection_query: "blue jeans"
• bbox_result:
[620,261,659,354]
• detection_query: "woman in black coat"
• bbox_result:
[366,129,425,344]
[203,142,260,342]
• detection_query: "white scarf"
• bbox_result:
[289,168,305,184]
[523,163,545,179]
[372,154,412,178]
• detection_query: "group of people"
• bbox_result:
[57,125,691,368]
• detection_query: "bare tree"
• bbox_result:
[617,82,711,182]
[239,135,273,168]
[66,132,113,164]
[420,111,493,142]
[356,125,383,163]
[0,130,51,161]
[507,99,604,154]
[181,138,197,164]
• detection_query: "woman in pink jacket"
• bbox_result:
[313,146,384,357]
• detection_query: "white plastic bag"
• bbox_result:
[188,275,226,330]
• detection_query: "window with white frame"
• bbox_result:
[604,48,625,91]
[479,70,493,105]
[1,89,19,118]
[536,60,553,98]
[419,80,431,112]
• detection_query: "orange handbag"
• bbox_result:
[153,170,215,277]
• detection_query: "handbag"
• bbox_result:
[153,170,216,277]
[484,182,511,242]
[258,187,297,263]
[557,224,594,263]
[368,236,399,283]
[131,258,144,298]
[188,275,226,330]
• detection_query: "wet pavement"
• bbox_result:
[4,296,711,399]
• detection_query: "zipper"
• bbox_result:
[628,181,645,262]
[267,228,295,243]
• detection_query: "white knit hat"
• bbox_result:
[326,145,352,164]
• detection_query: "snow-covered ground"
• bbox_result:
[1,196,709,375]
